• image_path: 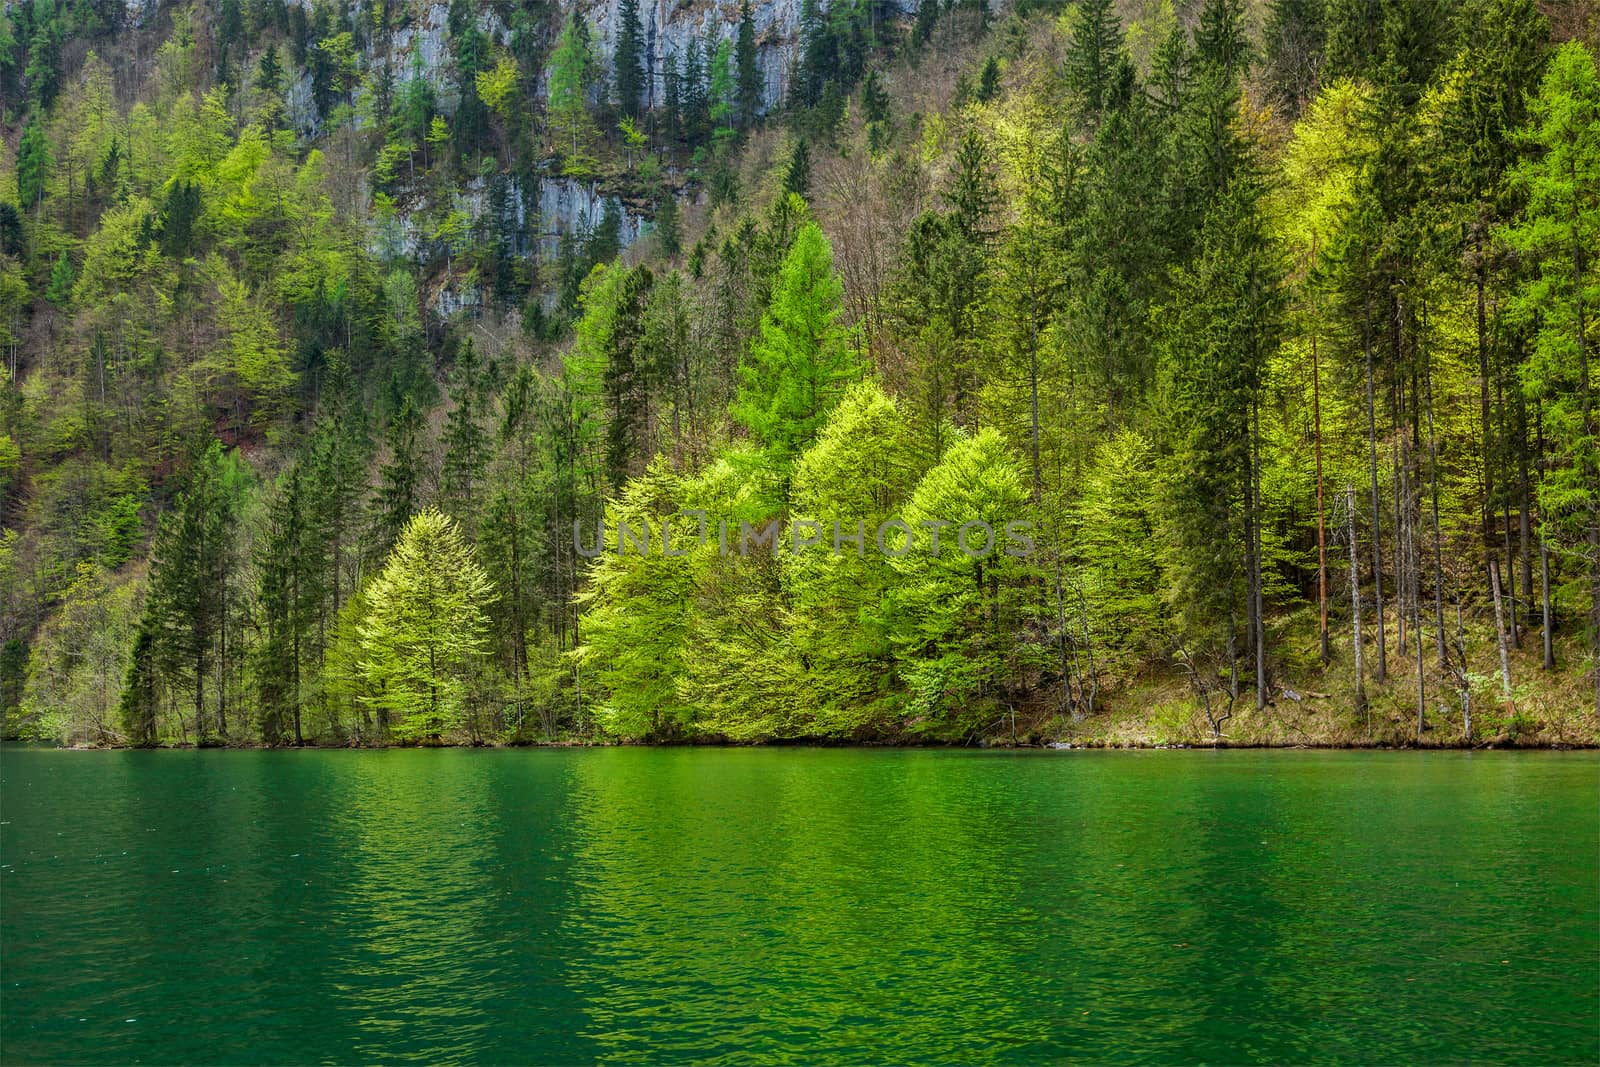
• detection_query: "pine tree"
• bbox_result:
[1156,177,1284,708]
[1196,0,1253,80]
[683,38,708,144]
[600,266,656,488]
[861,68,889,124]
[912,0,939,48]
[662,48,681,143]
[256,464,322,744]
[372,401,424,559]
[440,340,491,529]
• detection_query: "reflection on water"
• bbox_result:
[1,748,1596,1065]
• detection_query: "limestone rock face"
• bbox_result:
[577,0,807,117]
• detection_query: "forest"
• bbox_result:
[0,0,1596,747]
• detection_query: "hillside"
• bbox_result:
[0,0,1597,747]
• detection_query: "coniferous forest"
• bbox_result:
[0,0,1597,748]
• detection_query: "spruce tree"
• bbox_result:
[45,252,74,305]
[17,118,49,214]
[440,340,491,530]
[614,0,645,118]
[1065,0,1126,123]
[146,443,242,742]
[783,138,811,199]
[736,0,760,126]
[372,401,424,559]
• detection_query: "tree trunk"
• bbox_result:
[1348,487,1366,717]
[1314,330,1329,663]
[1364,311,1387,683]
[1252,400,1266,710]
[194,650,206,744]
[1489,559,1514,711]
[1425,338,1448,670]
[1541,535,1555,670]
[1458,602,1472,743]
[1077,585,1098,715]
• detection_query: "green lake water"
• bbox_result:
[1,748,1596,1065]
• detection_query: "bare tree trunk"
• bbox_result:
[1348,487,1366,717]
[1413,492,1426,742]
[1313,330,1329,663]
[1425,339,1448,669]
[1252,400,1266,710]
[1489,559,1514,711]
[1053,555,1077,720]
[1541,536,1555,670]
[1395,432,1408,659]
[1536,408,1556,671]
[1077,585,1098,715]
[1364,313,1387,683]
[1457,602,1472,743]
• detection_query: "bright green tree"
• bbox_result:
[358,508,496,741]
[1503,42,1600,713]
[731,218,860,480]
[887,428,1036,736]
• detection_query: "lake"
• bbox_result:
[1,748,1596,1065]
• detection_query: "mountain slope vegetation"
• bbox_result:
[1,0,1597,746]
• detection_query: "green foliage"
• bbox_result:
[8,0,1598,746]
[17,118,49,211]
[731,219,860,478]
[45,252,74,306]
[888,428,1035,733]
[614,0,645,118]
[143,443,249,741]
[736,0,760,126]
[357,508,496,741]
[577,462,700,739]
[1502,42,1600,704]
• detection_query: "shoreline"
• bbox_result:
[18,737,1599,752]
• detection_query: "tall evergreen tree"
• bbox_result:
[1504,42,1600,713]
[732,220,861,478]
[1065,0,1127,124]
[614,0,645,118]
[440,340,491,530]
[736,0,761,126]
[145,444,245,742]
